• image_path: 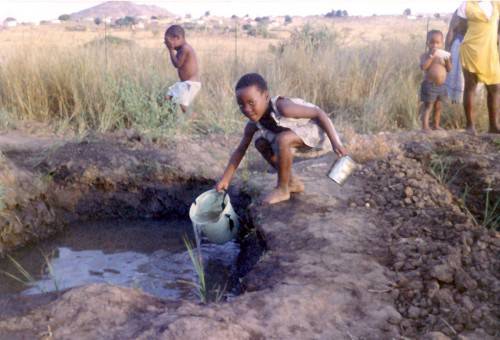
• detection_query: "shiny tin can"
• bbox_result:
[327,155,357,185]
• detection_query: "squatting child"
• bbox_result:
[164,25,201,116]
[215,73,348,204]
[419,29,452,131]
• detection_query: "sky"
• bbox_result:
[0,0,463,22]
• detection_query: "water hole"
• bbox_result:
[0,218,240,301]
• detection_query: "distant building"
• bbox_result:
[3,18,17,28]
[134,22,145,29]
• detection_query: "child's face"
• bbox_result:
[236,85,269,122]
[164,35,182,49]
[427,33,443,50]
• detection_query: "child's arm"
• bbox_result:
[168,46,188,69]
[420,51,435,71]
[277,99,347,157]
[215,122,258,192]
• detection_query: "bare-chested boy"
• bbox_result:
[164,25,200,116]
[419,30,452,131]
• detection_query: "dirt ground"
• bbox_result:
[0,128,498,339]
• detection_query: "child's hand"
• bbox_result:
[335,146,348,158]
[215,179,229,192]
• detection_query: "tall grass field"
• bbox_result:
[0,17,489,136]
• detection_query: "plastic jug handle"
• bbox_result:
[225,213,235,231]
[221,190,228,210]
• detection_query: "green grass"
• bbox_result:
[482,187,500,230]
[1,255,38,288]
[0,250,60,293]
[429,153,464,185]
[181,235,228,304]
[182,235,207,304]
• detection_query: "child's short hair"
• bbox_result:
[165,25,185,38]
[427,29,443,41]
[235,73,268,92]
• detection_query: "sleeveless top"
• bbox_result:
[255,96,327,149]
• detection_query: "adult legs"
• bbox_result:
[486,83,500,133]
[463,69,479,134]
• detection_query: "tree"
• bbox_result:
[403,8,411,16]
[94,17,102,25]
[434,13,441,19]
[335,10,343,17]
[58,14,70,21]
[204,11,210,17]
[115,16,136,26]
[285,15,292,24]
[342,10,348,17]
[5,17,16,22]
[325,10,336,18]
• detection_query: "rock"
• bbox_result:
[404,186,414,197]
[430,264,454,283]
[408,306,421,319]
[433,288,454,307]
[460,296,475,311]
[455,269,477,292]
[422,331,451,340]
[457,328,493,340]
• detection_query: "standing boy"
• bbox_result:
[419,30,452,131]
[164,25,201,116]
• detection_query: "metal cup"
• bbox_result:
[327,155,357,185]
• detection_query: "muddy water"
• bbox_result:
[0,219,239,301]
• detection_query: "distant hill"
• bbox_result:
[70,1,174,20]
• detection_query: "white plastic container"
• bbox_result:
[434,49,451,60]
[189,189,240,244]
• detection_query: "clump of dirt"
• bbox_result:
[356,134,500,338]
[404,134,500,231]
[344,129,399,163]
[0,153,57,253]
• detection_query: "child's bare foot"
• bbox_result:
[263,188,290,204]
[466,125,477,135]
[422,127,432,133]
[432,126,444,131]
[289,177,305,193]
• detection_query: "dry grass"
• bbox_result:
[0,16,490,136]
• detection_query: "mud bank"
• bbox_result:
[0,132,249,253]
[0,130,498,339]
